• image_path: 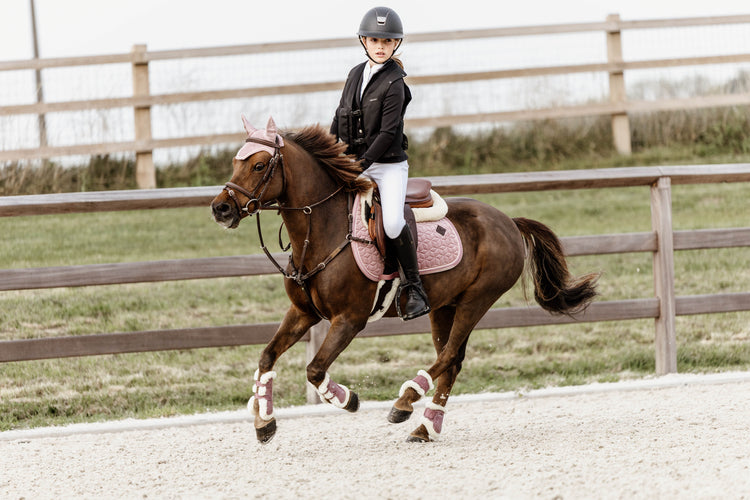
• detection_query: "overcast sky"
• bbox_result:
[1,0,748,60]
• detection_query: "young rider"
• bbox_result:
[330,6,430,321]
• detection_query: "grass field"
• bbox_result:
[1,176,749,431]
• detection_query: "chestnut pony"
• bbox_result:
[211,117,598,443]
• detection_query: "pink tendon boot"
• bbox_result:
[315,373,351,408]
[421,402,446,440]
[248,369,276,421]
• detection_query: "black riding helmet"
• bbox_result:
[358,6,404,39]
[357,7,404,63]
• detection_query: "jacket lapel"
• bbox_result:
[354,63,366,107]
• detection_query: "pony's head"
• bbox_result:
[211,116,286,228]
[211,116,373,229]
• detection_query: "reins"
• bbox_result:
[255,185,346,284]
[223,137,375,320]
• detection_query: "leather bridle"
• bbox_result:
[223,136,285,216]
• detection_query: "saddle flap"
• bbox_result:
[367,202,418,260]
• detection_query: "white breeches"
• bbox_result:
[363,160,409,239]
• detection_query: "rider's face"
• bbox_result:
[363,37,398,64]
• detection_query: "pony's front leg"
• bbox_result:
[306,316,367,413]
[249,369,278,443]
[251,305,319,444]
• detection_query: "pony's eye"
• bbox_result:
[253,162,265,171]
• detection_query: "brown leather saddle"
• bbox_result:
[366,178,434,258]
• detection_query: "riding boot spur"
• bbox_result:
[390,225,431,320]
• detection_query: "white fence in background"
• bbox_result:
[1,14,750,186]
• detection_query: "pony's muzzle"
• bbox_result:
[211,200,240,228]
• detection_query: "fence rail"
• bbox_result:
[2,165,750,399]
[2,14,750,186]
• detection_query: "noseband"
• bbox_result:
[224,136,284,216]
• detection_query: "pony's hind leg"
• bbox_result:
[388,306,455,424]
[392,290,500,441]
[251,304,319,443]
[407,339,467,443]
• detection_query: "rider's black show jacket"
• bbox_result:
[330,58,411,169]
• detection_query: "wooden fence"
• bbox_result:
[2,165,750,404]
[2,14,750,187]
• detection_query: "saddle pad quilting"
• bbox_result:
[351,194,463,282]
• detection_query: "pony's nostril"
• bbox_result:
[213,202,231,217]
[212,203,235,223]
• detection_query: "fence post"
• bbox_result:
[305,321,328,404]
[606,14,632,155]
[131,44,156,189]
[30,0,47,155]
[650,176,677,374]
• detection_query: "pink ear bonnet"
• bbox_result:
[235,116,285,160]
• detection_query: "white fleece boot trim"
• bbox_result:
[421,416,441,440]
[257,370,276,384]
[247,396,268,421]
[247,396,274,422]
[398,370,434,398]
[425,401,446,412]
[316,373,331,394]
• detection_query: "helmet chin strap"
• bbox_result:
[359,36,403,64]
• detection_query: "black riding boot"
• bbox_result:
[390,225,431,320]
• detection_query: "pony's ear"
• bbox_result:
[241,114,255,135]
[265,116,278,141]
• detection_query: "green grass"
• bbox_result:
[1,178,749,431]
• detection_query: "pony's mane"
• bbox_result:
[283,125,373,194]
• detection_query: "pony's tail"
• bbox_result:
[513,217,599,315]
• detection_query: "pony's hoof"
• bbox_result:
[387,406,413,424]
[344,392,360,413]
[255,419,277,444]
[406,424,432,442]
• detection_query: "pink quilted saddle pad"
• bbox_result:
[351,193,463,282]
